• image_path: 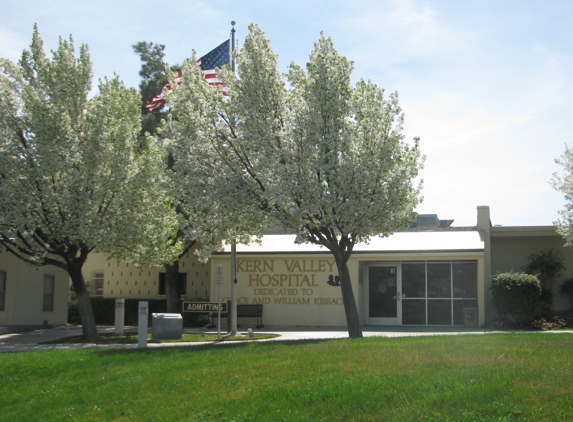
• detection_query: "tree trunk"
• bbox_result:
[69,264,99,340]
[165,260,180,313]
[333,254,363,338]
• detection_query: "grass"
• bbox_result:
[1,333,572,421]
[41,332,279,344]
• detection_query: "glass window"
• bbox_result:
[402,299,426,325]
[452,262,477,298]
[369,266,397,318]
[428,299,451,325]
[453,300,465,325]
[92,272,104,297]
[43,275,55,312]
[0,271,6,312]
[402,263,425,298]
[400,261,477,326]
[427,263,451,298]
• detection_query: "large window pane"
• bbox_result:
[428,300,451,325]
[369,267,397,318]
[402,263,425,298]
[427,263,451,298]
[402,299,426,325]
[453,262,477,298]
[453,300,465,325]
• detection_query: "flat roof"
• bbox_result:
[216,231,484,255]
[490,226,558,237]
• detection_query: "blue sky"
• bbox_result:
[2,0,572,227]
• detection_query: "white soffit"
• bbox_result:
[221,231,484,254]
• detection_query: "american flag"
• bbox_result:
[145,40,230,111]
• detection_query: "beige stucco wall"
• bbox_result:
[211,251,485,327]
[82,247,211,300]
[0,253,68,326]
[491,227,573,311]
[211,254,349,327]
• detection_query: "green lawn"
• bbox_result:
[1,333,572,421]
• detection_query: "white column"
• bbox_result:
[114,298,125,335]
[138,301,148,348]
[477,206,491,326]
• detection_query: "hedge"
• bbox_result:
[69,298,209,327]
[491,272,541,327]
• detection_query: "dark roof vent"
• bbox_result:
[410,214,454,229]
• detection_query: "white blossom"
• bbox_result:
[161,24,424,337]
[0,26,181,339]
[552,144,573,247]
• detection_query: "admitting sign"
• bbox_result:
[182,302,227,313]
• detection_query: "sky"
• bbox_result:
[1,0,572,227]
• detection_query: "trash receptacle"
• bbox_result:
[463,308,478,327]
[151,313,183,340]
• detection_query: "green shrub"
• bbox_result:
[90,297,117,325]
[523,249,565,291]
[68,297,209,327]
[68,301,81,324]
[523,249,566,317]
[491,272,542,327]
[559,278,573,300]
[554,308,573,327]
[532,317,566,330]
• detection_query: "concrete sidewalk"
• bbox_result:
[0,324,488,353]
[2,324,569,353]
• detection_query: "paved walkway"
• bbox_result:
[1,324,570,353]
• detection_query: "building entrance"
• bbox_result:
[365,261,478,326]
[366,264,401,325]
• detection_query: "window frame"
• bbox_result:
[401,260,477,326]
[91,271,105,297]
[43,274,55,312]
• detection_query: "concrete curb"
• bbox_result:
[1,325,572,353]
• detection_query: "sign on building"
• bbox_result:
[182,302,227,313]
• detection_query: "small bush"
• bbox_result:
[553,308,573,327]
[68,301,81,324]
[491,272,541,327]
[559,278,573,301]
[523,249,565,291]
[532,317,566,331]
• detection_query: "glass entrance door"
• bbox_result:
[366,264,401,325]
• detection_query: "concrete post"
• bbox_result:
[114,298,125,336]
[477,206,491,326]
[138,301,148,348]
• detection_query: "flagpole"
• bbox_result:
[231,21,236,73]
[229,20,239,337]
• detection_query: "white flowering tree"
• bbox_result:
[0,27,182,339]
[552,144,573,248]
[162,25,423,338]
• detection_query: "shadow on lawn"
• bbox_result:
[91,337,342,357]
